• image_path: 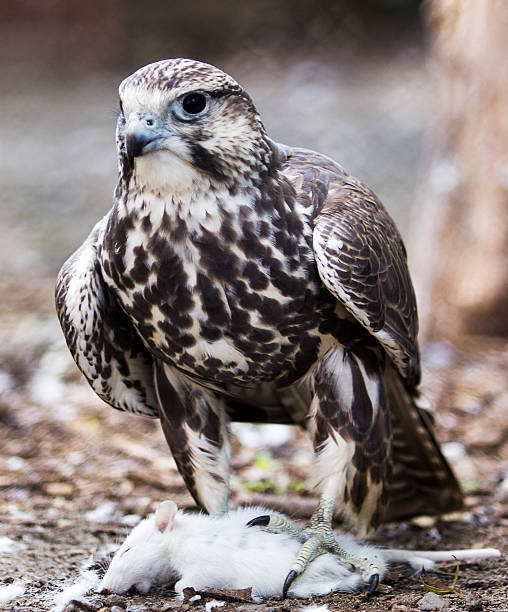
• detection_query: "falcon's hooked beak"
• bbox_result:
[124,113,170,169]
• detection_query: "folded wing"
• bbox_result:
[313,175,421,390]
[55,217,157,417]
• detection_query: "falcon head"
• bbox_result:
[116,59,274,194]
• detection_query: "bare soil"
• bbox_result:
[0,280,506,611]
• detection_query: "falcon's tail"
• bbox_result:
[385,367,463,522]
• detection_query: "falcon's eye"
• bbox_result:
[174,92,209,121]
[182,93,207,114]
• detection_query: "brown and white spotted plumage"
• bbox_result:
[56,59,462,539]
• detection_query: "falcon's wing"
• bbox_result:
[55,217,158,416]
[312,173,420,389]
[279,146,420,387]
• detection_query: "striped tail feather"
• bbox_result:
[384,366,463,522]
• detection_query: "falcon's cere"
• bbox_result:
[56,58,462,592]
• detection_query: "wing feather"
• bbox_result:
[279,145,420,388]
[313,176,420,387]
[55,217,158,416]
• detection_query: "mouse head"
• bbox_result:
[99,500,179,596]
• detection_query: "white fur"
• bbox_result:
[99,505,374,600]
[98,504,502,601]
[52,558,100,612]
[383,547,501,571]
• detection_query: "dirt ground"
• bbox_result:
[0,279,507,611]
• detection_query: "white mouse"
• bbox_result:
[98,500,386,600]
[98,500,501,601]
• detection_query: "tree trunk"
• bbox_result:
[410,0,508,340]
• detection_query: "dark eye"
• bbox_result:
[182,93,207,115]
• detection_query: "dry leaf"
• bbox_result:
[197,586,253,602]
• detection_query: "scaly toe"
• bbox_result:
[246,510,386,597]
[246,513,303,539]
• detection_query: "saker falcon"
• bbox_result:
[56,59,463,594]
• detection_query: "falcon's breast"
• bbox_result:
[100,151,348,390]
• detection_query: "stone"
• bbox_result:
[418,591,448,610]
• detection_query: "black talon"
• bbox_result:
[368,573,379,594]
[246,515,270,528]
[282,569,298,598]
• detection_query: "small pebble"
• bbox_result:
[427,527,442,543]
[441,442,466,459]
[411,515,437,529]
[43,482,74,497]
[104,594,126,606]
[497,477,508,503]
[110,606,126,612]
[6,456,26,471]
[0,536,25,553]
[466,595,483,611]
[84,501,117,522]
[205,601,226,612]
[62,601,95,611]
[418,591,448,610]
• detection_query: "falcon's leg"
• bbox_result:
[251,344,391,596]
[154,362,231,515]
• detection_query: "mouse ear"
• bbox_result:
[155,500,178,533]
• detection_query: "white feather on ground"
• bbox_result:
[0,582,26,604]
[205,601,226,612]
[0,535,25,553]
[51,557,100,612]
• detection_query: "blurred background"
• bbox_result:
[1,0,429,278]
[0,1,506,608]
